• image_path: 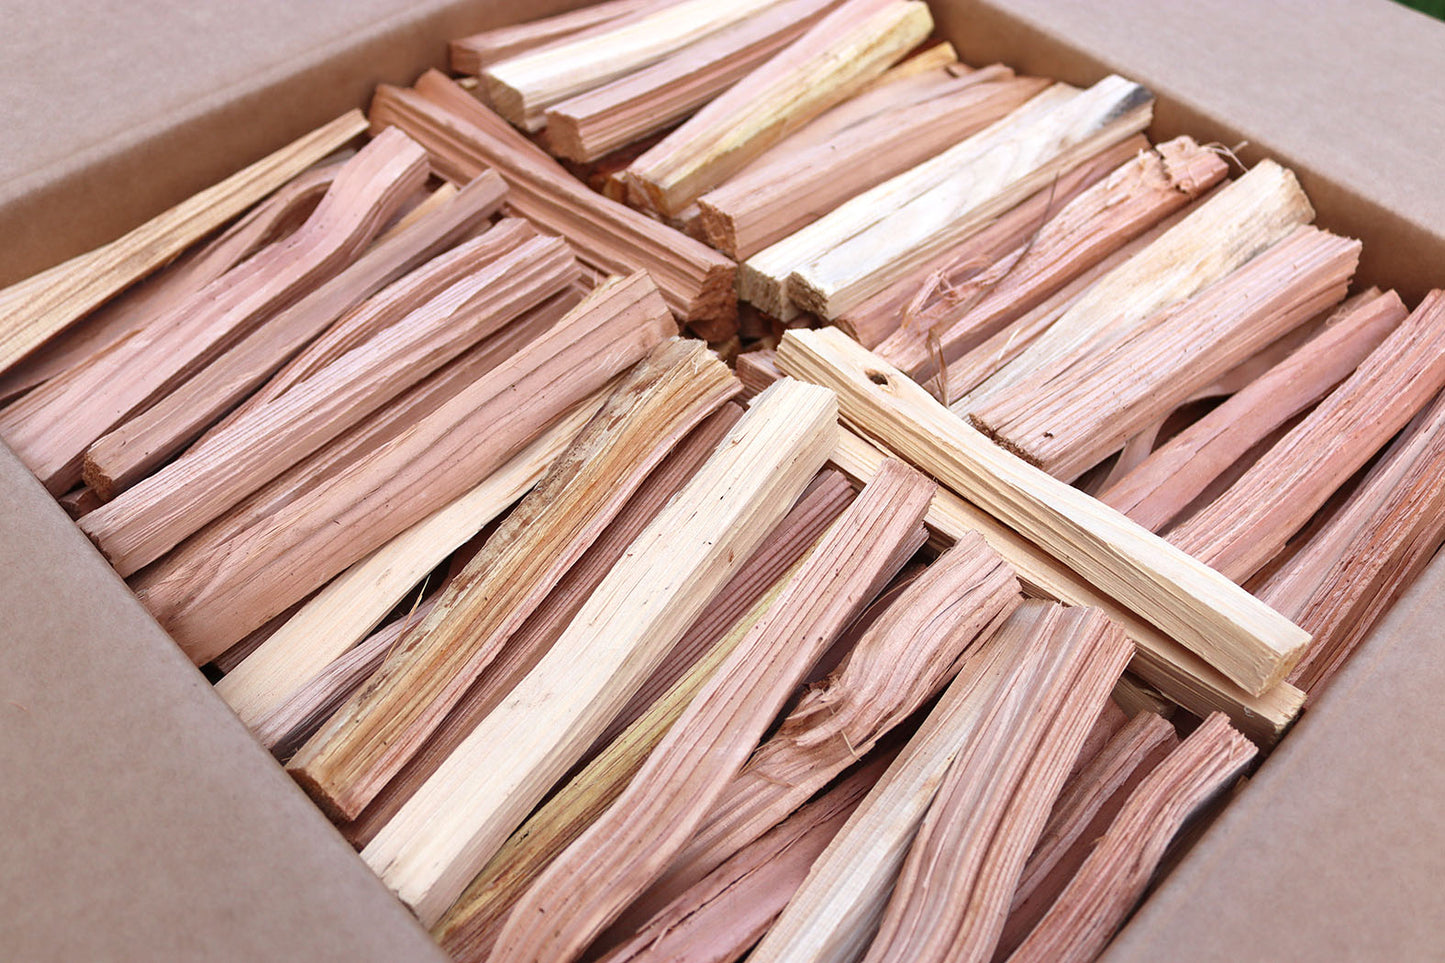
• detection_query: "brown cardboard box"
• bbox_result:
[1,1,1442,959]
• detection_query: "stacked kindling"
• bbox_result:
[6,4,1445,963]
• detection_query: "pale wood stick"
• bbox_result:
[339,404,750,849]
[132,274,674,664]
[372,74,737,327]
[838,136,1150,346]
[878,136,1227,382]
[448,0,668,74]
[625,0,934,217]
[963,160,1313,409]
[782,76,1152,320]
[81,231,579,575]
[1259,383,1445,697]
[697,69,1049,260]
[490,461,934,963]
[0,161,342,406]
[432,568,796,963]
[79,173,507,497]
[0,129,429,494]
[994,711,1178,959]
[289,337,737,821]
[0,111,367,376]
[1099,290,1407,532]
[1005,712,1256,963]
[596,752,894,963]
[1169,290,1445,583]
[972,225,1360,481]
[779,327,1308,696]
[828,428,1301,742]
[482,0,779,130]
[545,0,839,163]
[614,532,1022,937]
[360,379,838,924]
[213,400,596,730]
[1110,673,1176,720]
[863,606,1133,963]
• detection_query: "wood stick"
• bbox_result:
[79,173,508,497]
[995,711,1178,958]
[737,349,785,400]
[863,605,1133,963]
[449,0,667,74]
[0,128,429,494]
[838,135,1151,346]
[1169,290,1445,583]
[697,68,1049,260]
[962,159,1313,408]
[780,76,1152,320]
[490,460,934,963]
[1005,713,1256,963]
[81,230,579,575]
[616,532,1022,936]
[340,404,751,849]
[213,401,594,730]
[288,337,737,820]
[0,111,367,376]
[132,273,674,664]
[828,427,1302,742]
[971,225,1360,481]
[482,0,779,130]
[625,0,934,217]
[778,327,1309,696]
[877,136,1228,381]
[371,73,736,327]
[359,379,838,925]
[1260,383,1445,697]
[1067,699,1129,781]
[545,0,839,163]
[1099,290,1407,532]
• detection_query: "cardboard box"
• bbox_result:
[2,1,1442,959]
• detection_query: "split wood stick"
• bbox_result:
[289,337,737,820]
[971,225,1360,481]
[0,161,342,405]
[545,0,839,163]
[133,274,673,663]
[995,711,1178,959]
[214,400,595,729]
[80,173,508,497]
[1169,290,1445,583]
[490,460,933,963]
[828,428,1302,742]
[779,327,1309,696]
[625,0,934,217]
[1110,673,1176,721]
[339,405,752,849]
[1006,712,1256,963]
[1259,385,1445,697]
[963,159,1313,408]
[81,231,579,575]
[747,596,1058,963]
[596,753,894,963]
[877,136,1227,381]
[255,596,439,758]
[0,129,428,494]
[482,0,779,130]
[1099,290,1407,532]
[0,110,367,376]
[737,349,784,399]
[781,76,1153,320]
[697,68,1049,260]
[863,605,1133,963]
[1067,699,1129,782]
[616,532,1022,934]
[56,486,102,520]
[838,135,1151,346]
[372,74,736,326]
[449,0,667,74]
[432,568,796,963]
[360,379,838,924]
